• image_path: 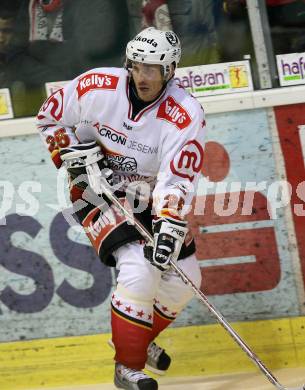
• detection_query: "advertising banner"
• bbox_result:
[0,107,302,342]
[46,61,254,100]
[175,61,253,97]
[274,103,305,286]
[0,88,13,120]
[276,53,305,86]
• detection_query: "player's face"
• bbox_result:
[131,63,163,102]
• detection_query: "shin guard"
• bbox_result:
[111,290,153,369]
[151,300,178,340]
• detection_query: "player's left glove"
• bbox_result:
[59,141,113,189]
[144,217,188,271]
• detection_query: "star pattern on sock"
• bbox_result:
[136,310,145,318]
[112,292,153,323]
[125,306,133,313]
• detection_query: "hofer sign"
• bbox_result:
[175,60,253,97]
[276,52,305,86]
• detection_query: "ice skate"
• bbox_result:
[108,339,171,375]
[146,342,171,375]
[114,362,158,390]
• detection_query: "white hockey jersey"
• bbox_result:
[37,67,206,218]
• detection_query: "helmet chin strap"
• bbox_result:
[163,63,176,83]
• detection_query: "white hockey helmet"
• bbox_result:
[126,27,181,80]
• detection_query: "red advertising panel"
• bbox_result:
[274,103,305,283]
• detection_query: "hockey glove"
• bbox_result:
[59,141,113,189]
[144,217,188,271]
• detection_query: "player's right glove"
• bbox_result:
[59,141,113,189]
[144,217,188,271]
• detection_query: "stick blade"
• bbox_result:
[285,385,305,390]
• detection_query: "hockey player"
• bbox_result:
[37,27,206,390]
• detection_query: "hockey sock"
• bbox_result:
[111,287,153,369]
[151,299,178,340]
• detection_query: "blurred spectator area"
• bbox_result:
[267,0,305,54]
[0,3,18,87]
[130,0,222,66]
[220,0,255,62]
[223,0,305,55]
[132,0,259,65]
[1,0,305,118]
[8,0,129,117]
[165,0,221,66]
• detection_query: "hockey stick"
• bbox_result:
[86,163,304,390]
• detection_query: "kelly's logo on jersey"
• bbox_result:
[77,73,119,98]
[98,125,127,146]
[157,96,191,130]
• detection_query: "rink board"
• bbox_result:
[1,316,305,390]
[0,106,305,343]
